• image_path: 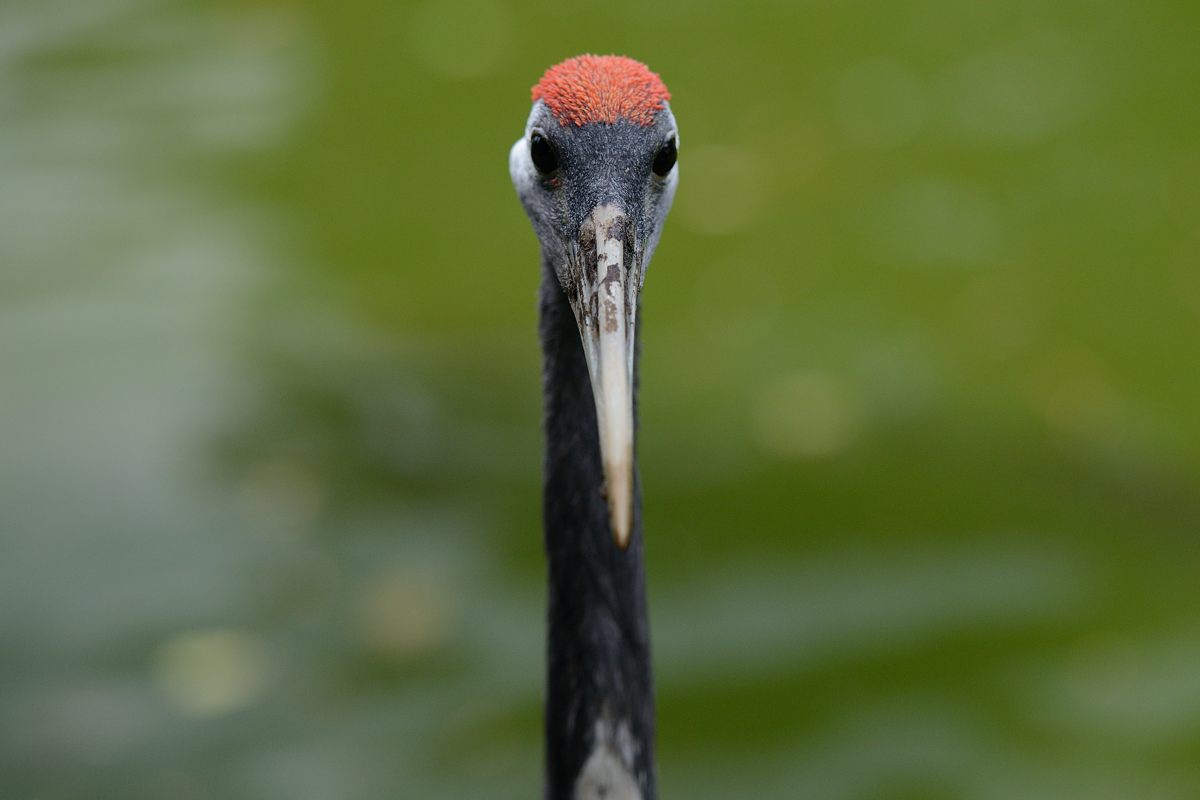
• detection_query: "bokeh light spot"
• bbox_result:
[152,628,268,717]
[239,457,325,537]
[676,144,766,236]
[835,59,928,149]
[941,29,1091,144]
[1029,346,1125,444]
[356,570,452,660]
[872,178,1003,267]
[751,371,859,460]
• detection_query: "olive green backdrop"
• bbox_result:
[3,0,1199,797]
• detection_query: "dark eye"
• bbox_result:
[652,137,677,177]
[530,132,559,174]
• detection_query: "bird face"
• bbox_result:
[510,56,678,549]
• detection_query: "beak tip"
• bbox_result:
[606,470,633,549]
[612,514,632,550]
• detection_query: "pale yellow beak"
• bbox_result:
[576,203,636,548]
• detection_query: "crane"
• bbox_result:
[510,55,678,800]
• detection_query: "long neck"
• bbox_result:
[539,256,655,800]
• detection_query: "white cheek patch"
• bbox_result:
[662,167,678,208]
[509,137,536,195]
[510,102,553,197]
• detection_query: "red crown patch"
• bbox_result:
[532,55,670,127]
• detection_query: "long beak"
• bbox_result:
[576,203,637,549]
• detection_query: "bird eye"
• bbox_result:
[652,137,677,177]
[530,132,559,175]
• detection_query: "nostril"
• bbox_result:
[623,222,641,283]
[578,219,597,280]
[604,213,628,246]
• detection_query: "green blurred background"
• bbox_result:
[3,0,1200,797]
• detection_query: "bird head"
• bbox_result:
[511,55,678,550]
